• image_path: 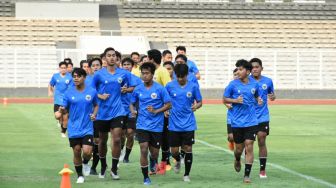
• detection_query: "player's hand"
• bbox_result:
[225,103,232,109]
[191,104,198,112]
[58,106,66,114]
[131,110,137,118]
[121,86,128,93]
[90,114,96,121]
[164,111,170,117]
[257,97,263,106]
[236,95,243,104]
[48,91,53,97]
[99,93,110,100]
[147,105,157,114]
[268,93,276,101]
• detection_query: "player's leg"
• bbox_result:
[60,113,68,137]
[232,128,244,173]
[124,125,135,163]
[137,130,151,185]
[148,132,162,175]
[169,131,182,174]
[243,126,258,183]
[181,131,195,182]
[120,117,127,161]
[90,121,100,175]
[109,117,123,179]
[71,142,84,183]
[158,117,170,174]
[97,121,109,178]
[82,136,93,177]
[257,122,269,178]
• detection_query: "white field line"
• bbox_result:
[196,139,336,188]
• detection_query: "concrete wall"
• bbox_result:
[1,88,335,99]
[16,2,99,20]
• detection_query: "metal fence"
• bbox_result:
[0,48,335,89]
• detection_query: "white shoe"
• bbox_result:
[83,164,91,176]
[174,161,181,174]
[61,133,66,138]
[76,176,84,183]
[98,173,105,179]
[183,176,191,182]
[110,170,120,180]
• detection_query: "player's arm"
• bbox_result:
[254,84,263,105]
[268,80,276,101]
[90,104,99,121]
[147,102,171,114]
[195,72,201,80]
[121,86,134,93]
[223,84,243,104]
[48,84,54,97]
[98,93,110,100]
[129,88,138,118]
[191,85,203,111]
[130,103,137,118]
[191,101,202,112]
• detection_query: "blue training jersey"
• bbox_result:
[224,87,233,125]
[166,80,202,132]
[121,74,142,118]
[223,77,261,128]
[172,73,199,88]
[187,60,199,75]
[62,86,98,138]
[131,82,171,132]
[85,74,94,88]
[49,73,73,105]
[92,67,134,120]
[250,75,274,123]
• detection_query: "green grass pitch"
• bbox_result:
[0,104,335,188]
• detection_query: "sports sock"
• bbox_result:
[184,152,193,176]
[244,164,252,177]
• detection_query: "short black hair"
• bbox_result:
[140,55,148,62]
[64,58,72,64]
[162,50,172,57]
[59,61,67,67]
[80,60,88,68]
[140,62,156,75]
[100,53,105,59]
[147,49,162,65]
[72,68,87,78]
[233,68,238,73]
[235,59,252,72]
[163,61,174,68]
[174,64,189,78]
[116,51,122,60]
[250,58,263,67]
[88,58,102,67]
[175,54,188,63]
[122,57,135,67]
[131,52,140,57]
[103,47,115,57]
[176,46,186,53]
[66,62,73,67]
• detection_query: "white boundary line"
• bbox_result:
[197,139,336,188]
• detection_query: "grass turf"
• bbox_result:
[0,104,335,188]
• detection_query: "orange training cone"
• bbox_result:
[59,164,73,188]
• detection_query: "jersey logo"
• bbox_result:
[173,93,176,97]
[105,80,108,84]
[251,88,256,95]
[65,80,70,84]
[238,90,241,93]
[151,93,157,99]
[85,95,91,101]
[139,93,143,97]
[117,77,123,84]
[262,84,268,90]
[186,92,192,98]
[71,96,75,100]
[56,79,60,83]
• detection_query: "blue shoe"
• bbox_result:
[144,177,151,185]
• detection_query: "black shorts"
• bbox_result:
[93,121,99,138]
[227,124,233,134]
[54,104,61,113]
[69,135,93,148]
[169,131,195,147]
[95,116,125,133]
[232,125,258,144]
[122,116,136,130]
[258,121,270,135]
[136,129,162,149]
